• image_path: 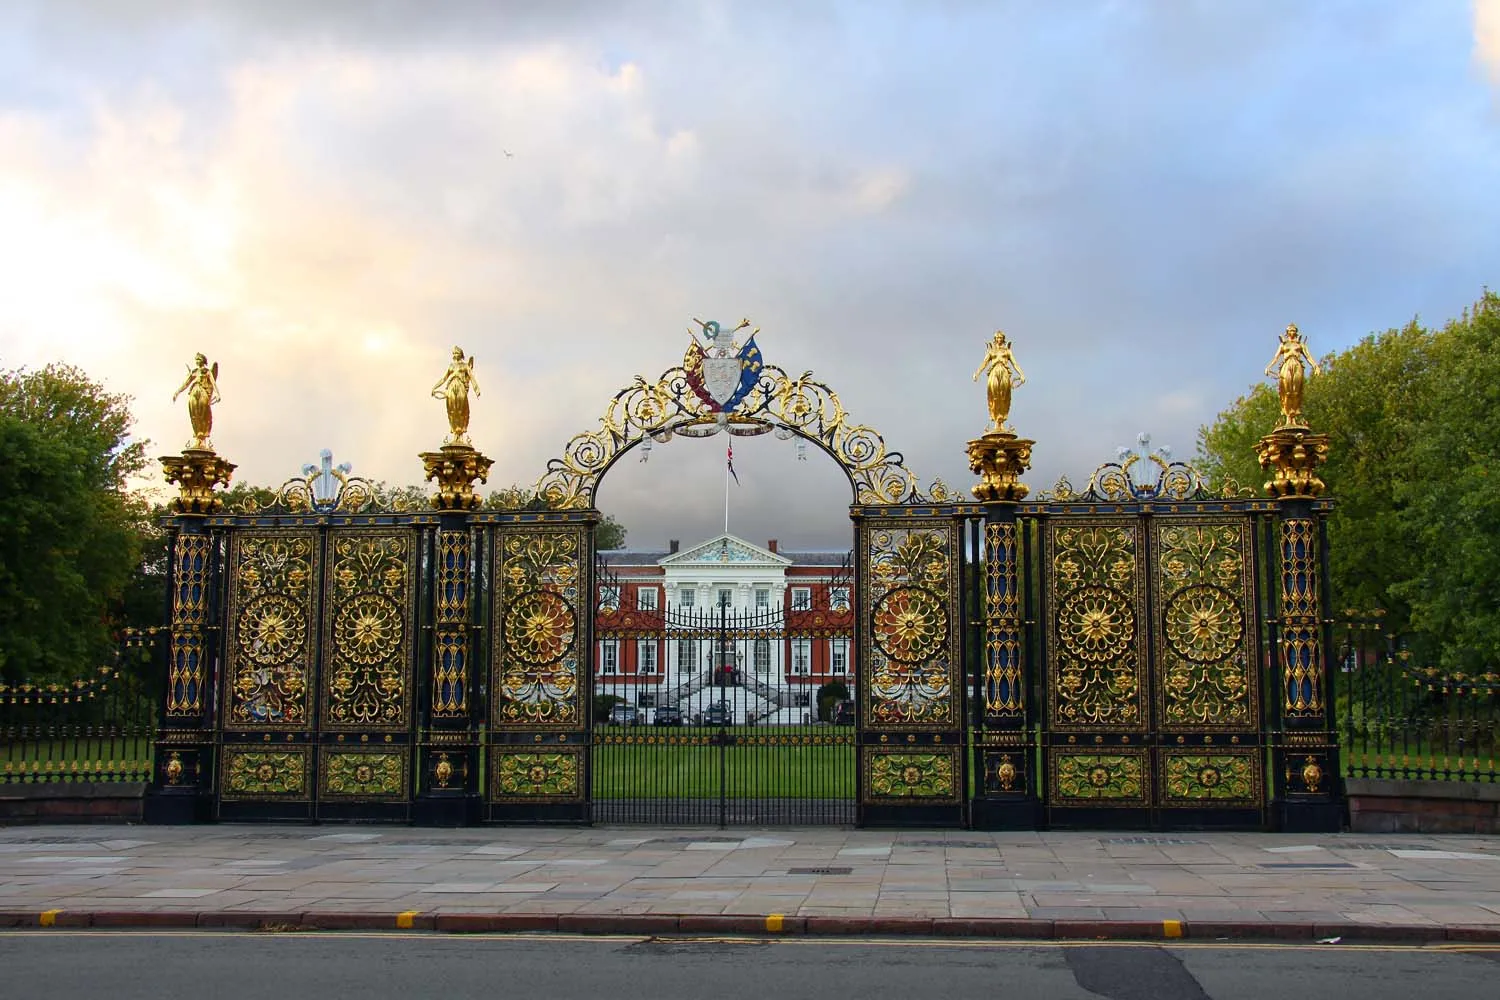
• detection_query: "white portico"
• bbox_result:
[660,534,792,614]
[595,532,854,723]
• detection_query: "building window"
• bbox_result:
[830,639,848,675]
[830,586,849,611]
[600,586,621,612]
[678,588,695,608]
[600,641,618,674]
[754,639,771,674]
[718,588,733,608]
[637,587,658,610]
[678,641,699,671]
[755,588,770,609]
[791,638,811,675]
[638,641,658,674]
[791,587,812,610]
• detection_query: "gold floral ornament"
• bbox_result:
[242,595,306,665]
[503,590,577,665]
[872,587,948,663]
[1162,585,1243,664]
[867,753,956,799]
[1058,586,1134,663]
[334,595,403,665]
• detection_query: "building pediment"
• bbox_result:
[660,533,791,568]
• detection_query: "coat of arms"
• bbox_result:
[684,318,763,413]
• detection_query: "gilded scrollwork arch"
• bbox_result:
[534,358,955,508]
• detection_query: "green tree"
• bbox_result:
[1391,293,1500,673]
[815,679,850,722]
[0,364,149,683]
[484,484,627,549]
[1196,292,1500,670]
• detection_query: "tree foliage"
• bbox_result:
[483,484,627,549]
[0,364,149,683]
[1196,292,1500,671]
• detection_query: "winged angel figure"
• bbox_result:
[172,352,221,451]
[432,346,481,446]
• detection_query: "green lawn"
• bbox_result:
[591,737,855,798]
[1,737,153,781]
[1341,739,1498,780]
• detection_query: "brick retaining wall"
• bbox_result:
[1346,777,1500,834]
[0,783,146,823]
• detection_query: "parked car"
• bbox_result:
[653,706,684,726]
[832,700,855,725]
[608,705,641,726]
[702,701,733,726]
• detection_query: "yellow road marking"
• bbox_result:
[1163,919,1183,939]
[396,911,420,930]
[765,914,784,932]
[39,910,62,927]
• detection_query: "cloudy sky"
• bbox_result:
[2,1,1498,550]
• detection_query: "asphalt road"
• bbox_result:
[2,932,1498,999]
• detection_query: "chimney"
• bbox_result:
[767,539,778,553]
[669,539,679,553]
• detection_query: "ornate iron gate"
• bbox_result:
[591,560,855,825]
[855,512,969,827]
[146,318,1343,833]
[216,521,420,821]
[483,518,592,823]
[1039,509,1267,828]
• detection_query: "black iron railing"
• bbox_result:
[0,631,162,785]
[1337,614,1499,783]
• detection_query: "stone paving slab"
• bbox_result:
[1,825,1499,941]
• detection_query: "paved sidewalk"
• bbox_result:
[3,825,1500,941]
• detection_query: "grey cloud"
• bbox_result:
[3,2,1498,550]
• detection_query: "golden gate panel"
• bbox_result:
[1044,520,1148,733]
[861,521,961,729]
[319,529,417,732]
[223,530,321,731]
[490,526,588,732]
[1150,518,1258,733]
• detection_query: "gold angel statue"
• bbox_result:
[432,346,480,446]
[973,331,1025,432]
[1264,323,1321,427]
[172,352,220,451]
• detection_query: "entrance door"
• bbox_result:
[1042,515,1266,828]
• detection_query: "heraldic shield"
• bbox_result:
[685,319,763,413]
